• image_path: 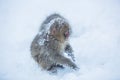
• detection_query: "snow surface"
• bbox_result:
[0,0,120,80]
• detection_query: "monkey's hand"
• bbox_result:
[67,61,79,70]
[73,65,79,70]
[71,64,79,70]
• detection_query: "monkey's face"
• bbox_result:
[50,23,71,43]
[61,25,70,39]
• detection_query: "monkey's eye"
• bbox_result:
[64,31,69,38]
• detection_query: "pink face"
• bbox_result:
[64,30,69,39]
[50,23,71,41]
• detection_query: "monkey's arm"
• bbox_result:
[65,44,75,61]
[52,53,77,69]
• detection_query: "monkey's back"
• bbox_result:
[30,33,64,70]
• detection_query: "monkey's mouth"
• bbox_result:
[64,31,69,39]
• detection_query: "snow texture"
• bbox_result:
[0,0,120,80]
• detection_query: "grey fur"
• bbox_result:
[31,13,78,72]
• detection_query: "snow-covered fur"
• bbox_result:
[30,13,77,73]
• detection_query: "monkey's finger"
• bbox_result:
[71,65,79,70]
[73,66,80,71]
[72,58,75,62]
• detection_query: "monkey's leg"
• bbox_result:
[65,44,75,61]
[48,64,64,73]
[56,64,64,69]
[39,59,54,71]
[37,55,58,73]
[47,64,64,73]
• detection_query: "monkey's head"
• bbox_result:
[50,20,71,43]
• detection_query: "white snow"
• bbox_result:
[0,0,120,80]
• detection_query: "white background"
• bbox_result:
[0,0,120,80]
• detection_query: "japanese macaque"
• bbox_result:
[30,13,78,73]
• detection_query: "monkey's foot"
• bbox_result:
[56,64,64,69]
[47,64,64,73]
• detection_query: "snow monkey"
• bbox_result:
[30,13,78,73]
